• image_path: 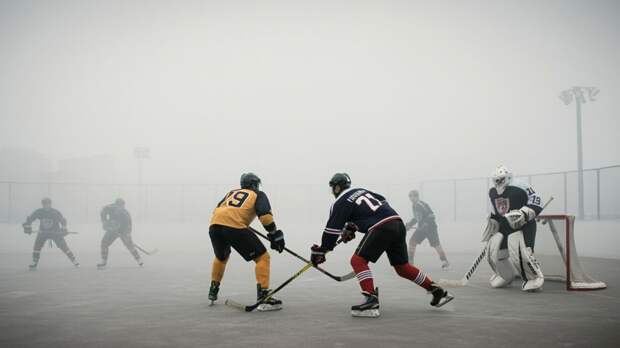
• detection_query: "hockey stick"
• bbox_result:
[225,262,314,312]
[133,243,158,256]
[33,230,79,235]
[438,196,554,287]
[250,227,355,282]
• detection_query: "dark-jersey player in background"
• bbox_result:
[208,173,286,311]
[405,190,450,270]
[97,198,143,269]
[22,197,79,270]
[484,165,545,292]
[310,173,454,317]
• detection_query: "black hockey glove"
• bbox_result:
[22,223,32,235]
[310,244,326,266]
[268,229,285,253]
[341,222,358,243]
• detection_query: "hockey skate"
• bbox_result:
[28,263,38,271]
[208,281,220,305]
[429,283,454,307]
[72,260,80,268]
[441,260,451,271]
[351,288,380,318]
[96,261,107,270]
[256,284,283,312]
[522,277,544,292]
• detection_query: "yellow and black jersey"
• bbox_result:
[210,189,276,231]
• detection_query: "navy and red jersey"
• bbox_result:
[321,188,401,250]
[489,180,543,233]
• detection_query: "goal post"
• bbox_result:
[536,214,607,291]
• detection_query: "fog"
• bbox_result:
[1,1,619,256]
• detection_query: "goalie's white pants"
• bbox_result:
[507,231,544,292]
[486,233,517,288]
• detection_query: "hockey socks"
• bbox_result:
[351,254,375,294]
[211,257,228,283]
[254,252,270,289]
[394,263,433,290]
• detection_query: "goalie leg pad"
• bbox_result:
[486,233,515,287]
[507,231,544,292]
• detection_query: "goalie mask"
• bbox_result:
[492,165,512,195]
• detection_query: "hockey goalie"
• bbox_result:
[483,166,545,292]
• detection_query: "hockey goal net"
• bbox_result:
[535,214,607,291]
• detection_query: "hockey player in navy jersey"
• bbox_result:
[310,173,454,317]
[483,166,545,292]
[22,197,79,270]
[405,190,450,270]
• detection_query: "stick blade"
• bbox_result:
[224,299,252,312]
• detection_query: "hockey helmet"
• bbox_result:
[115,198,125,207]
[492,165,513,195]
[41,197,52,207]
[329,173,351,197]
[240,172,261,191]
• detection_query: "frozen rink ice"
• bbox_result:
[0,248,618,348]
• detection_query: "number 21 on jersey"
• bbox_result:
[355,193,382,211]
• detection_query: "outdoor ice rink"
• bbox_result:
[1,232,618,348]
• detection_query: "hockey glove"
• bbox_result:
[310,244,327,266]
[341,222,358,243]
[505,208,532,230]
[481,216,500,242]
[268,229,285,253]
[60,227,69,236]
[23,223,32,235]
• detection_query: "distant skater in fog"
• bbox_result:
[22,197,80,270]
[97,198,143,269]
[405,190,450,270]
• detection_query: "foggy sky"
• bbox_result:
[1,0,619,186]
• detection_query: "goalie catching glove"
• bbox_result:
[341,222,358,243]
[310,244,327,266]
[504,206,536,230]
[267,229,285,253]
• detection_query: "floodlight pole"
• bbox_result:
[559,86,598,220]
[574,96,584,220]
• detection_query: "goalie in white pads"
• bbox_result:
[483,166,544,292]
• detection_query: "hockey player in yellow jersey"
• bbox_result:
[208,173,286,311]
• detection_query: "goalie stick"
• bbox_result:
[250,227,355,282]
[438,196,554,287]
[133,243,158,256]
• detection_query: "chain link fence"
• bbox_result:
[1,165,618,225]
[419,165,620,222]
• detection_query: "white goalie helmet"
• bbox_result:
[492,165,513,195]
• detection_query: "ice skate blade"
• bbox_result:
[209,300,215,306]
[97,266,106,270]
[257,304,282,312]
[351,309,380,318]
[28,267,37,271]
[433,293,455,308]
